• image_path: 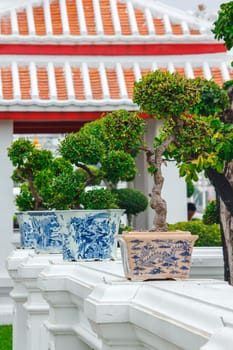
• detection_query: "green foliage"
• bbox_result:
[102,110,146,157]
[101,151,137,184]
[9,111,146,211]
[189,78,228,116]
[212,2,233,51]
[112,188,148,215]
[222,80,233,91]
[0,325,12,350]
[186,181,195,198]
[59,124,103,165]
[15,183,34,211]
[202,200,220,225]
[118,224,132,234]
[168,220,222,247]
[80,188,119,209]
[133,70,200,119]
[59,110,146,187]
[162,114,233,182]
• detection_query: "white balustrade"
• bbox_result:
[7,247,230,350]
[7,249,32,350]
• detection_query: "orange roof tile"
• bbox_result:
[0,0,214,43]
[0,57,231,111]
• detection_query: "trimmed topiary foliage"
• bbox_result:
[168,219,221,247]
[112,188,148,226]
[80,188,119,210]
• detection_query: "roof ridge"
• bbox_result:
[0,0,215,42]
[125,0,212,29]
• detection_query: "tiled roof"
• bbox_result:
[0,54,232,112]
[0,0,214,43]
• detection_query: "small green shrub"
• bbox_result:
[80,188,119,209]
[202,200,220,225]
[112,188,148,216]
[168,219,222,247]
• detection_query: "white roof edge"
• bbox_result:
[0,103,138,112]
[0,34,218,44]
[0,0,213,34]
[122,0,213,28]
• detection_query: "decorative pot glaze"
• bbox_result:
[16,212,35,248]
[56,209,124,261]
[16,211,62,253]
[118,231,198,281]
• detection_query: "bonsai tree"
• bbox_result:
[133,69,233,283]
[7,138,116,210]
[132,71,207,231]
[59,110,146,192]
[8,110,146,212]
[7,138,73,210]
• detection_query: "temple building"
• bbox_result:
[0,0,231,323]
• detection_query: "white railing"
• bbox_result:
[7,247,233,350]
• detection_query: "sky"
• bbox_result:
[161,0,230,12]
[0,0,230,12]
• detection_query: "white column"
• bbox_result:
[7,249,32,350]
[0,121,14,324]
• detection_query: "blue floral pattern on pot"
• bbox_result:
[16,211,63,253]
[16,212,35,248]
[56,209,124,260]
[118,231,198,281]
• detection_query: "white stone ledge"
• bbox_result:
[7,247,226,350]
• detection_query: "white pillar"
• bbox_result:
[0,120,14,324]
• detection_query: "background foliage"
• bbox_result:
[168,220,221,247]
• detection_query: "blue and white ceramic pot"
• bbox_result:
[118,231,198,281]
[16,212,35,248]
[16,211,63,253]
[55,209,124,261]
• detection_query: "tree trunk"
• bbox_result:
[150,168,168,232]
[216,195,230,282]
[219,160,233,284]
[219,198,233,284]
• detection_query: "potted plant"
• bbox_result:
[56,110,146,260]
[8,138,123,257]
[7,139,75,252]
[8,110,146,259]
[117,70,228,281]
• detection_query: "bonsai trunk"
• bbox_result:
[150,167,168,231]
[147,135,175,232]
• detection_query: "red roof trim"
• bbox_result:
[1,111,103,121]
[6,111,150,133]
[1,111,150,122]
[0,43,226,56]
[14,121,85,134]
